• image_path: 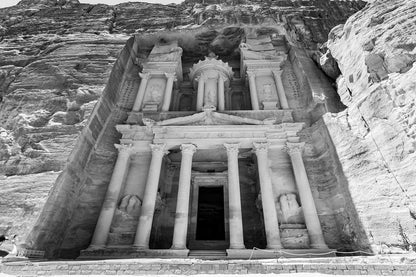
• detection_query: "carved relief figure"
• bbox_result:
[263,84,273,100]
[279,193,304,224]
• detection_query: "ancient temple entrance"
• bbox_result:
[189,172,229,250]
[196,186,225,241]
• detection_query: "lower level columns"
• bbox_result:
[286,142,328,249]
[253,142,282,249]
[133,143,167,249]
[171,144,197,249]
[224,143,245,249]
[88,144,132,249]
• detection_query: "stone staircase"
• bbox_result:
[188,250,227,259]
[1,255,416,276]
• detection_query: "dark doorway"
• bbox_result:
[196,186,225,240]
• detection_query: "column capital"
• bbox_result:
[196,74,207,82]
[272,70,283,78]
[180,144,197,155]
[164,72,177,81]
[115,143,133,154]
[139,72,151,80]
[224,143,239,154]
[253,142,269,153]
[284,142,305,155]
[246,71,256,79]
[150,143,168,155]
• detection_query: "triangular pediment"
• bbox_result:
[142,108,275,127]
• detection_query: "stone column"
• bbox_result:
[224,143,245,249]
[161,73,176,112]
[133,143,167,249]
[272,70,289,109]
[253,142,282,249]
[171,144,197,249]
[196,74,205,111]
[217,76,225,111]
[89,144,132,249]
[133,73,151,112]
[247,71,260,110]
[285,142,328,249]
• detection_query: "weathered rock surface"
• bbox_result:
[325,0,416,252]
[0,0,368,257]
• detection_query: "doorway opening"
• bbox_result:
[196,186,225,240]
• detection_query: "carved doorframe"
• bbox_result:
[188,171,229,250]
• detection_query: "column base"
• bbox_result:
[85,245,105,251]
[310,243,329,249]
[266,244,283,250]
[227,248,335,259]
[132,245,149,250]
[78,247,190,260]
[229,244,246,249]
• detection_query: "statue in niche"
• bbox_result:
[147,83,163,103]
[205,83,217,106]
[279,193,304,224]
[119,194,142,214]
[262,84,274,100]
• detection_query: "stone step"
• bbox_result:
[1,255,415,276]
[188,250,227,257]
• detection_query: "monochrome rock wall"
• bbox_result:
[0,0,384,257]
[325,0,416,252]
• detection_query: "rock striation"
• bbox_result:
[324,0,416,253]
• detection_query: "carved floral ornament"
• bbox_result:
[252,141,269,153]
[149,143,168,155]
[283,142,305,155]
[223,143,240,154]
[180,143,197,154]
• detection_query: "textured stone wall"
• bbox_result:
[323,0,416,253]
[0,0,367,258]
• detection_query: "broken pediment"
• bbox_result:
[141,106,277,126]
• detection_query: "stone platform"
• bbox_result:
[79,247,336,260]
[1,255,416,276]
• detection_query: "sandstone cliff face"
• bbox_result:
[325,0,416,252]
[0,0,368,256]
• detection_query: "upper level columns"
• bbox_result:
[247,71,260,110]
[161,73,176,112]
[171,144,197,249]
[217,76,225,111]
[272,70,289,109]
[134,143,167,249]
[89,144,133,249]
[224,143,245,249]
[133,73,150,112]
[196,74,206,112]
[285,142,328,249]
[253,142,282,249]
